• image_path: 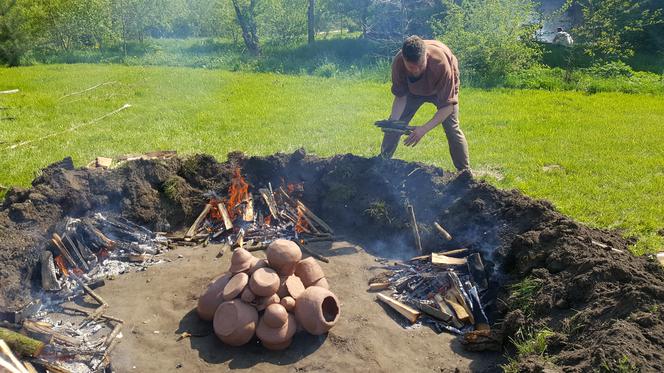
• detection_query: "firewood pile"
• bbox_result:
[371,248,495,342]
[171,168,333,262]
[0,213,169,372]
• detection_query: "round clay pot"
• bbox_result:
[266,239,302,276]
[256,313,297,350]
[294,286,340,335]
[249,267,280,297]
[280,296,296,312]
[197,272,232,321]
[309,277,329,290]
[263,303,289,328]
[295,257,325,287]
[248,258,269,275]
[241,288,256,303]
[213,300,258,346]
[229,248,258,273]
[223,272,249,301]
[285,276,305,299]
[256,293,280,311]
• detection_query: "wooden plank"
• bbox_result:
[22,321,81,347]
[0,340,29,373]
[296,200,334,234]
[216,203,233,230]
[259,188,279,219]
[368,283,390,291]
[376,293,421,323]
[431,252,467,266]
[443,294,472,324]
[185,204,211,238]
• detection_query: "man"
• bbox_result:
[553,27,573,47]
[381,36,470,172]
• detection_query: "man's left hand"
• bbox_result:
[404,126,427,147]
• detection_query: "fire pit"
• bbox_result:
[1,150,663,372]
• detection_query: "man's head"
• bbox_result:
[401,36,427,77]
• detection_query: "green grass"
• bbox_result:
[0,64,663,253]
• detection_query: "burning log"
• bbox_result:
[434,222,453,241]
[185,204,212,240]
[51,234,77,269]
[61,304,123,323]
[376,294,421,323]
[406,203,423,253]
[40,251,61,292]
[242,195,255,222]
[62,234,89,271]
[104,323,123,347]
[215,202,233,230]
[259,188,279,220]
[22,321,81,347]
[443,293,472,324]
[296,200,334,234]
[467,253,488,289]
[0,328,45,357]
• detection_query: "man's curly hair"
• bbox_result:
[402,36,426,63]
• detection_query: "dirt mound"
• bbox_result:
[1,150,663,371]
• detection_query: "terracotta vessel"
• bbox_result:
[309,277,329,289]
[295,257,325,287]
[280,296,296,312]
[249,267,280,297]
[266,239,301,276]
[256,313,297,350]
[240,288,256,303]
[256,293,280,311]
[262,339,293,351]
[285,275,305,299]
[248,258,269,275]
[263,303,289,328]
[213,300,258,346]
[197,272,232,321]
[294,286,340,335]
[223,272,249,300]
[229,248,258,273]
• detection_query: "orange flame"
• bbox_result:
[264,215,272,226]
[54,255,69,277]
[287,182,304,194]
[295,205,310,233]
[226,168,250,219]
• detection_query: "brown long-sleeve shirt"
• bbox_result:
[391,40,460,108]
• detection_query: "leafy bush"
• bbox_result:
[431,0,542,86]
[587,61,634,78]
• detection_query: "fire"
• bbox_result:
[54,255,69,277]
[226,168,250,219]
[264,215,272,226]
[295,205,310,233]
[287,182,304,194]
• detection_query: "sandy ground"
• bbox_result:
[97,240,499,372]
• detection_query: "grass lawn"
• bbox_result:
[1,64,662,253]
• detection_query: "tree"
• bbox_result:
[0,0,26,65]
[565,0,663,61]
[431,0,541,85]
[307,0,314,44]
[231,0,260,55]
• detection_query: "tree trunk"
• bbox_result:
[307,0,315,44]
[231,0,260,56]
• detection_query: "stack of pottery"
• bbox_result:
[196,239,340,350]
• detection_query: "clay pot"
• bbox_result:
[249,267,280,297]
[256,293,280,311]
[213,300,258,346]
[266,239,302,276]
[309,277,329,289]
[248,258,269,275]
[223,273,249,301]
[262,339,293,351]
[294,286,340,335]
[256,313,297,350]
[263,303,289,328]
[197,272,232,321]
[280,296,296,312]
[229,248,258,273]
[295,257,325,287]
[241,288,256,303]
[285,276,305,299]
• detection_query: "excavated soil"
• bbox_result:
[1,150,663,372]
